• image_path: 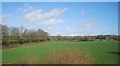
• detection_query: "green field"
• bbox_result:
[3,41,119,64]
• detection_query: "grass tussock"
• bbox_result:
[14,56,40,64]
[45,47,94,64]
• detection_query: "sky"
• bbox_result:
[1,2,118,36]
[2,0,120,2]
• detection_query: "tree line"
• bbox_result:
[51,35,119,41]
[1,24,50,46]
[1,24,119,47]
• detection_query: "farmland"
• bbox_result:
[1,2,119,65]
[3,40,119,64]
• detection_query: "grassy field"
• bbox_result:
[2,41,119,64]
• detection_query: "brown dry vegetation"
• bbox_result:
[45,47,94,64]
[14,57,40,64]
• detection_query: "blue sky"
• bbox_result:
[2,2,118,36]
[2,0,120,2]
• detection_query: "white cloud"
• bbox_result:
[17,3,38,13]
[19,6,35,13]
[18,4,69,36]
[42,7,68,19]
[78,20,97,36]
[23,7,68,22]
[41,19,96,36]
[45,27,78,36]
[80,11,85,16]
[2,14,11,19]
[23,9,42,22]
[48,27,79,36]
[36,18,65,36]
[39,18,64,27]
[80,20,95,31]
[61,27,78,36]
[1,14,12,22]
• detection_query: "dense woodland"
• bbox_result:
[0,24,119,47]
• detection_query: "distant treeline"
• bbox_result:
[51,35,119,41]
[0,24,119,46]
